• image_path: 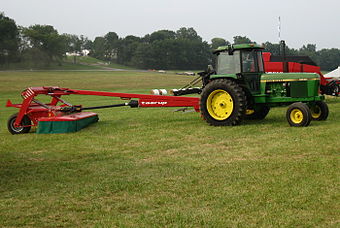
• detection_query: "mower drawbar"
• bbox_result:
[6,86,200,134]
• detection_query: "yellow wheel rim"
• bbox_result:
[311,106,321,119]
[207,89,233,120]
[290,109,304,124]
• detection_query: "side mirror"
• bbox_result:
[228,45,234,55]
[207,65,214,73]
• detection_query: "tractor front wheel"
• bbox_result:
[310,101,329,121]
[200,79,246,126]
[286,103,312,127]
[7,113,31,134]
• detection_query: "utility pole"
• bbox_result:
[278,16,281,43]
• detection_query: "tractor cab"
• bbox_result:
[213,44,265,94]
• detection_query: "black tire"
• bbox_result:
[334,84,339,96]
[310,101,329,121]
[200,79,246,126]
[7,113,31,134]
[245,105,270,120]
[286,103,312,127]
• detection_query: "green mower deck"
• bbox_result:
[36,112,99,134]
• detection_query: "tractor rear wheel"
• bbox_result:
[7,113,31,134]
[245,105,270,120]
[310,101,329,121]
[200,79,246,126]
[286,102,312,127]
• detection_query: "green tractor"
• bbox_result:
[198,44,328,127]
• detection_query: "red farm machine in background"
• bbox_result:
[263,41,340,96]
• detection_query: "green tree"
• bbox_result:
[263,42,281,55]
[64,34,81,63]
[317,48,340,71]
[262,41,298,56]
[90,36,106,60]
[149,30,176,43]
[176,27,201,41]
[64,34,81,53]
[22,24,66,66]
[117,35,140,65]
[211,38,229,50]
[131,43,154,68]
[0,12,20,65]
[298,44,318,63]
[233,36,253,44]
[132,28,211,70]
[81,35,92,50]
[104,32,119,61]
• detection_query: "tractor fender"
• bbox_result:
[209,73,239,80]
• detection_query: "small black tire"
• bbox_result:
[245,105,270,120]
[200,79,246,126]
[310,101,329,121]
[7,113,31,134]
[333,84,339,96]
[286,102,312,127]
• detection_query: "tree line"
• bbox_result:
[1,12,339,71]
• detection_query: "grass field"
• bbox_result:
[0,71,339,227]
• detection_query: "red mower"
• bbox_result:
[6,86,200,134]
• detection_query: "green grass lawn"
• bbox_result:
[0,71,339,227]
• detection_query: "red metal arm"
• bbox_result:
[6,86,201,128]
[69,89,200,111]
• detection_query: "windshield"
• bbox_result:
[216,51,241,74]
[241,50,264,73]
[242,50,256,72]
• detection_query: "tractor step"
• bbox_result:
[36,112,99,134]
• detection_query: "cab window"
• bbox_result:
[216,51,241,74]
[241,50,256,73]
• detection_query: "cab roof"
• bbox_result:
[214,43,264,54]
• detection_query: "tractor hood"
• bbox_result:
[261,73,320,82]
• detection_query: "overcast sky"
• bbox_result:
[2,0,339,49]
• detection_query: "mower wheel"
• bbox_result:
[7,113,31,134]
[200,79,246,126]
[310,101,329,121]
[286,103,312,127]
[245,105,270,120]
